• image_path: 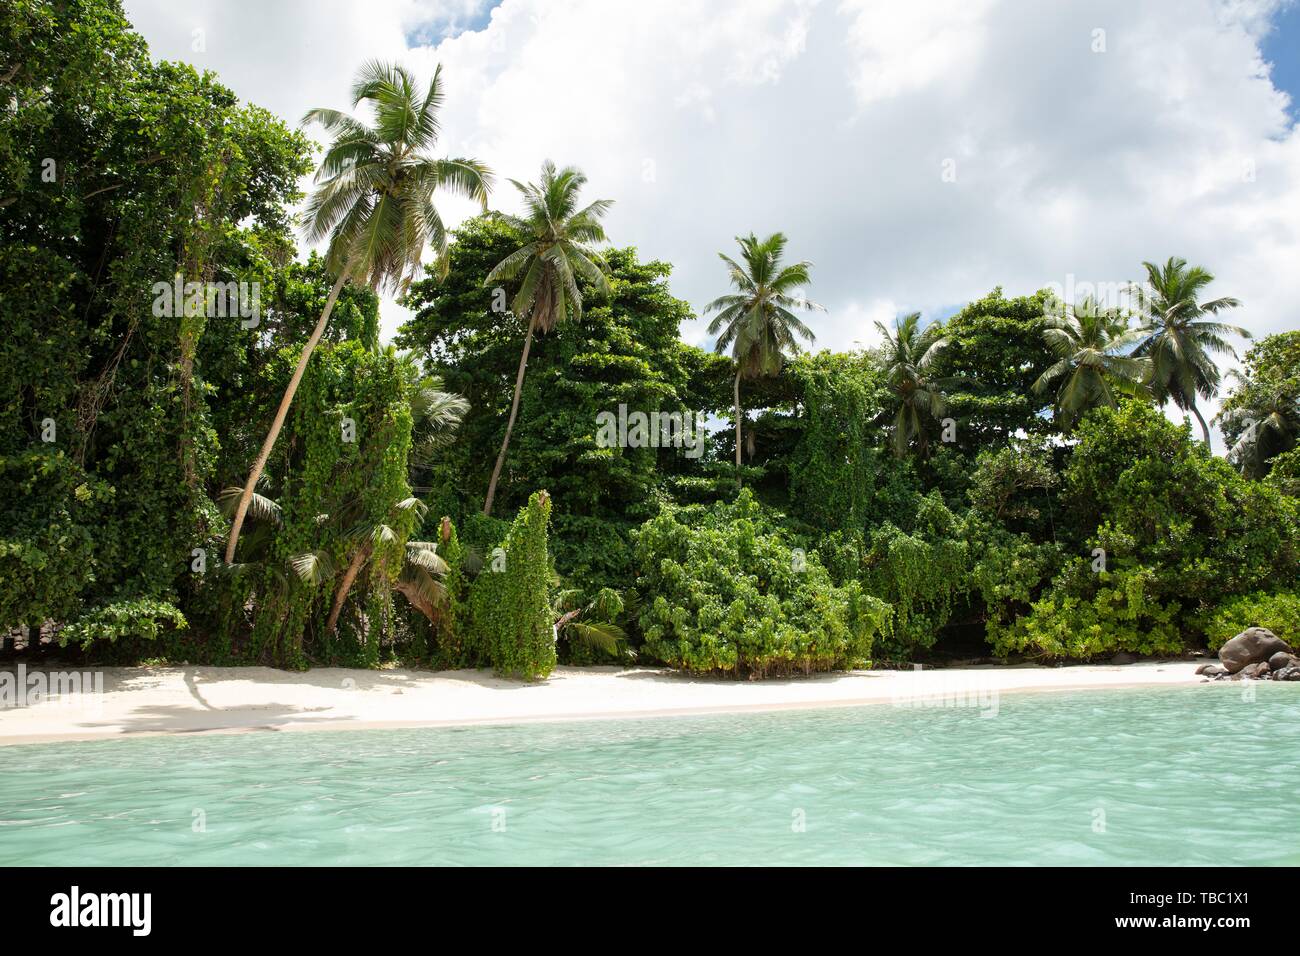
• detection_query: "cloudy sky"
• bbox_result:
[122,0,1299,445]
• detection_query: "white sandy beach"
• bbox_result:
[0,660,1208,746]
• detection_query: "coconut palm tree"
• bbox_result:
[387,347,469,475]
[225,60,492,562]
[219,487,450,637]
[313,352,465,632]
[480,161,613,515]
[310,497,445,636]
[1032,297,1150,428]
[703,232,821,477]
[873,312,950,458]
[553,587,627,658]
[1130,256,1248,445]
[1221,380,1300,478]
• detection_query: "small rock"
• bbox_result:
[1111,652,1138,665]
[1195,663,1226,676]
[1268,651,1297,671]
[1218,628,1294,674]
[1240,661,1271,680]
[1274,665,1300,682]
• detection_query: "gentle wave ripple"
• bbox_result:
[1,683,1298,865]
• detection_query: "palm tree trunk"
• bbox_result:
[483,316,536,516]
[734,371,743,481]
[1189,401,1212,447]
[326,543,372,635]
[225,268,350,563]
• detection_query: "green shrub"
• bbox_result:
[59,598,188,648]
[860,494,969,656]
[468,491,556,679]
[1197,591,1300,649]
[997,402,1300,659]
[0,451,109,631]
[988,565,1182,659]
[1266,448,1300,498]
[631,490,891,677]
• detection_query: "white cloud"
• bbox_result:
[123,0,1300,448]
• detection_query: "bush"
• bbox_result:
[1197,591,1300,649]
[999,402,1300,659]
[1266,447,1300,498]
[631,490,891,677]
[467,491,556,679]
[59,598,188,649]
[0,451,108,631]
[988,565,1182,659]
[860,494,970,656]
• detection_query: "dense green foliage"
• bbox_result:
[466,491,556,679]
[1196,591,1300,648]
[4,1,1295,674]
[397,215,710,588]
[632,492,890,676]
[1220,330,1300,477]
[2,0,310,651]
[988,402,1299,657]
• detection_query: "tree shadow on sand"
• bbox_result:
[77,702,345,737]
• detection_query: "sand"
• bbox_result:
[0,660,1209,746]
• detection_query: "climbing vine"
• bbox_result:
[467,491,557,679]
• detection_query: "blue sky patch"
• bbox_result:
[1262,0,1300,122]
[405,0,501,46]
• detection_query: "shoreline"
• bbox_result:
[0,660,1209,747]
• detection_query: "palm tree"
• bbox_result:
[224,60,492,562]
[703,232,821,477]
[480,161,613,515]
[390,347,469,475]
[873,312,950,457]
[553,587,627,658]
[1221,380,1300,478]
[1130,256,1248,445]
[315,352,465,632]
[218,489,451,637]
[311,496,443,636]
[1032,297,1150,428]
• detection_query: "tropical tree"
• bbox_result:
[1220,330,1300,477]
[873,312,950,457]
[1033,297,1150,429]
[1221,380,1300,478]
[219,486,449,636]
[391,348,469,476]
[309,497,443,636]
[1130,256,1248,445]
[553,587,627,658]
[480,161,613,515]
[315,352,466,633]
[225,60,492,561]
[703,232,821,476]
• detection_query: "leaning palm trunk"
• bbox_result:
[483,316,536,516]
[1189,401,1212,446]
[326,542,372,635]
[734,371,743,476]
[225,268,350,563]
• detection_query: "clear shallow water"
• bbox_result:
[1,683,1298,866]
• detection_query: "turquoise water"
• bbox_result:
[2,683,1298,866]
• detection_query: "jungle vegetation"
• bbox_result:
[3,0,1297,677]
